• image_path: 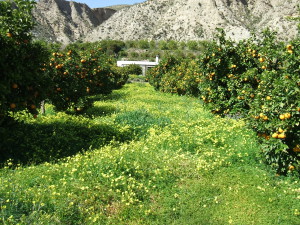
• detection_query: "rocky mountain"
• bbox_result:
[32,0,299,44]
[85,0,299,42]
[32,0,116,44]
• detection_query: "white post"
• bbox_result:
[156,55,159,64]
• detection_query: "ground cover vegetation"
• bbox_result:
[1,0,300,224]
[1,83,300,224]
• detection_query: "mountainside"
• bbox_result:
[85,0,299,42]
[32,0,299,44]
[32,0,116,44]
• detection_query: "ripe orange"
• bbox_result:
[266,96,271,100]
[12,83,18,89]
[278,133,286,139]
[261,65,267,70]
[286,45,292,50]
[279,114,285,120]
[6,32,13,38]
[293,146,300,152]
[272,133,279,139]
[284,113,291,119]
[10,103,16,109]
[288,165,295,171]
[278,128,284,133]
[259,57,265,63]
[81,59,86,63]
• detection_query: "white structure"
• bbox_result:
[117,56,159,76]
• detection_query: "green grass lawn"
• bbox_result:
[1,83,299,224]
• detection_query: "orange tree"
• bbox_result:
[146,55,183,91]
[47,44,128,112]
[247,38,300,174]
[198,30,300,174]
[156,59,202,96]
[197,29,266,115]
[0,0,51,122]
[147,28,300,174]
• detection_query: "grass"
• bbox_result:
[1,83,300,224]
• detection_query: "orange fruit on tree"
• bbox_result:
[30,104,36,109]
[293,146,300,152]
[286,45,292,50]
[272,133,279,139]
[278,128,284,133]
[278,133,286,139]
[12,83,18,89]
[288,165,295,171]
[6,32,13,38]
[10,103,16,109]
[279,114,285,120]
[284,113,291,119]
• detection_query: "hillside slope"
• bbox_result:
[85,0,299,42]
[33,0,116,43]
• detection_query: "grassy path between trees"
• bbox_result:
[1,83,300,224]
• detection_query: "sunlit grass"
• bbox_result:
[1,83,299,224]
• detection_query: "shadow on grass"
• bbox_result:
[90,91,128,102]
[66,105,118,118]
[84,105,118,118]
[0,118,133,167]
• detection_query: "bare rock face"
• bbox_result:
[85,0,299,42]
[32,0,299,44]
[33,0,116,44]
